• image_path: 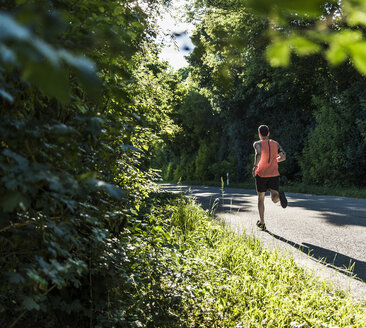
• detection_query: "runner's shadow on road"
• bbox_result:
[265,230,366,283]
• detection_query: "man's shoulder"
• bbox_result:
[272,140,285,153]
[253,140,261,148]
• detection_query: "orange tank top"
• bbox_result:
[256,139,280,177]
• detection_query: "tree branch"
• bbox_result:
[0,221,34,233]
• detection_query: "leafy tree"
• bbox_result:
[301,76,366,186]
[165,6,324,182]
[0,0,193,326]
[193,0,366,77]
[162,0,366,188]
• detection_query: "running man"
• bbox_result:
[252,125,287,230]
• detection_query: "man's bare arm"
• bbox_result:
[277,142,286,162]
[252,142,261,177]
[253,142,261,165]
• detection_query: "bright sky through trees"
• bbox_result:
[157,1,194,70]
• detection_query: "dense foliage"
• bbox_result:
[154,1,366,187]
[2,0,366,326]
[0,1,185,326]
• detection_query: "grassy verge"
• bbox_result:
[168,179,366,199]
[157,194,366,327]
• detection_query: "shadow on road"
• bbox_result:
[161,184,366,284]
[161,184,366,228]
[288,196,366,228]
[161,184,252,214]
[265,230,366,282]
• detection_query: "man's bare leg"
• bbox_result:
[257,192,266,224]
[269,188,279,203]
[269,188,288,208]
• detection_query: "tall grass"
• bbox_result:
[162,196,366,327]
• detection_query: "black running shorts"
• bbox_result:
[255,175,280,193]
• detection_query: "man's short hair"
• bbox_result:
[258,125,269,137]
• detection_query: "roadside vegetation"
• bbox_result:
[127,193,366,328]
[2,0,366,326]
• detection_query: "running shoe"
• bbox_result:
[256,220,266,231]
[279,191,288,208]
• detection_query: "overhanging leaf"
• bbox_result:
[121,144,142,152]
[347,7,366,26]
[22,296,40,311]
[22,61,70,104]
[58,50,95,75]
[0,13,30,41]
[0,89,13,103]
[325,30,361,65]
[8,272,25,284]
[86,179,126,200]
[326,44,348,65]
[349,42,366,75]
[2,149,29,168]
[290,36,321,55]
[0,44,16,64]
[32,38,60,67]
[266,40,290,67]
[50,124,69,135]
[58,49,101,102]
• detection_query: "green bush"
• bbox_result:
[195,143,214,181]
[173,154,195,182]
[300,89,366,186]
[0,2,184,327]
[209,158,236,181]
[163,162,175,181]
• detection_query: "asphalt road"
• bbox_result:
[161,183,366,301]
